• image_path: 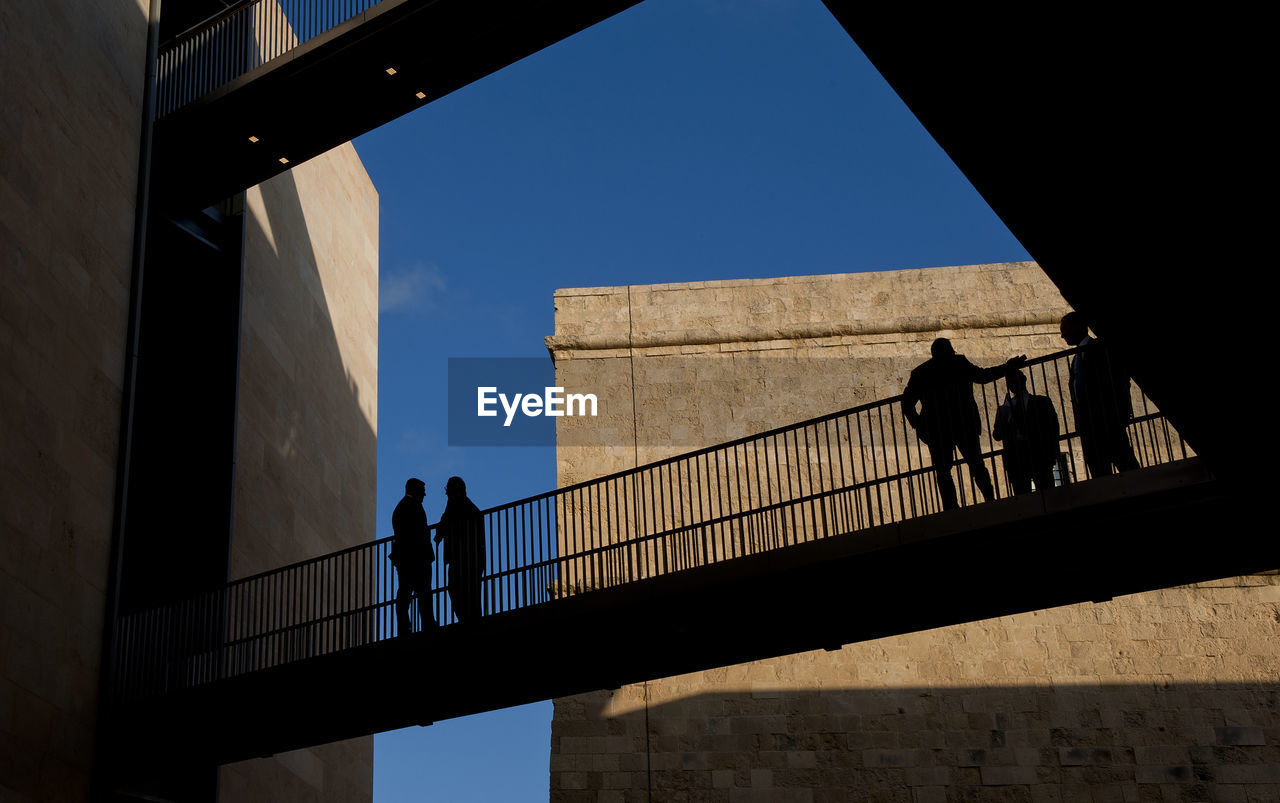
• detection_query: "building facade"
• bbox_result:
[547,263,1279,801]
[1,1,378,800]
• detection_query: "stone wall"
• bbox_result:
[0,1,149,800]
[0,1,378,798]
[218,144,378,802]
[549,263,1069,482]
[548,263,1279,801]
[552,575,1280,802]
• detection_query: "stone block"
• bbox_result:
[1059,747,1114,766]
[980,765,1039,786]
[863,749,919,768]
[558,772,588,790]
[1134,765,1192,784]
[602,772,633,789]
[905,766,950,786]
[1215,726,1266,746]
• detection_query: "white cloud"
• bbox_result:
[380,263,447,313]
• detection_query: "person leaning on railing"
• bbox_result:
[1059,312,1140,478]
[902,337,1026,510]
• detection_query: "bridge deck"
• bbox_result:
[109,458,1257,769]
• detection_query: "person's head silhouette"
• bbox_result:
[445,476,466,499]
[1060,312,1089,346]
[405,477,425,500]
[1007,371,1028,395]
[931,337,955,359]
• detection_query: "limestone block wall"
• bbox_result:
[0,1,149,800]
[547,264,1278,801]
[547,264,1075,591]
[549,263,1070,483]
[552,575,1280,802]
[218,143,378,802]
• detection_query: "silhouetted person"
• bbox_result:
[390,477,435,634]
[903,338,1025,510]
[992,370,1061,495]
[434,476,485,623]
[1060,312,1140,478]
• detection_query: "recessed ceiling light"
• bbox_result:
[415,91,426,100]
[248,135,259,143]
[278,157,289,165]
[385,67,397,76]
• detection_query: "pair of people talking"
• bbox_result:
[389,476,484,634]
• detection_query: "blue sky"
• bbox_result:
[353,0,1028,799]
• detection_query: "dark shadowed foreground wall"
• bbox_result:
[549,265,1278,802]
[1,0,148,799]
[0,1,378,799]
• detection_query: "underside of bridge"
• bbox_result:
[152,0,643,212]
[106,460,1262,780]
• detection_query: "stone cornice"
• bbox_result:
[545,308,1068,354]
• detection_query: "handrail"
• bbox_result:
[162,0,262,48]
[113,345,1193,700]
[156,0,388,118]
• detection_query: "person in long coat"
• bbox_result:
[1059,312,1140,478]
[434,476,485,623]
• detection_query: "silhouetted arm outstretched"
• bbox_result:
[968,354,1027,384]
[902,375,922,429]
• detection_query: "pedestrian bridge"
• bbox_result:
[151,0,642,211]
[109,347,1254,767]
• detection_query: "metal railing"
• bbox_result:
[156,0,385,118]
[113,346,1192,700]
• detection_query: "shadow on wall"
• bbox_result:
[221,162,377,801]
[552,684,1280,801]
[235,162,377,574]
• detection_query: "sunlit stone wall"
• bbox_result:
[548,263,1279,802]
[218,144,378,803]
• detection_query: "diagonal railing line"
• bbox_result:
[217,356,952,590]
[113,345,1194,701]
[163,0,263,48]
